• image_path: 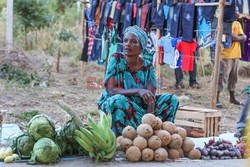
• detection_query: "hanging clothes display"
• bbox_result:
[176,41,198,72]
[158,36,175,65]
[241,20,250,62]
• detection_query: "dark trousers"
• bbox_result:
[175,60,197,85]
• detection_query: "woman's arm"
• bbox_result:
[106,77,154,104]
[146,82,156,113]
[232,34,247,42]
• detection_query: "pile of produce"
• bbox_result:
[0,147,19,163]
[198,138,243,160]
[74,111,116,163]
[117,113,201,162]
[11,113,83,164]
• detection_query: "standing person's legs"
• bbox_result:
[175,68,184,88]
[234,96,250,138]
[189,59,200,88]
[217,59,231,107]
[228,59,241,104]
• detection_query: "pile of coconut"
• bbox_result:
[116,113,201,162]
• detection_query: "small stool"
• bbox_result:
[175,106,221,137]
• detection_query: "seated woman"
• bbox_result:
[98,25,179,135]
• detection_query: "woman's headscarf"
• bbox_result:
[124,25,150,55]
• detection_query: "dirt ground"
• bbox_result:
[0,49,249,133]
[0,49,249,166]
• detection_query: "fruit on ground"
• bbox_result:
[154,148,168,162]
[168,149,180,160]
[142,113,157,128]
[153,117,162,130]
[126,146,141,162]
[182,137,195,152]
[122,126,136,140]
[137,124,153,138]
[162,121,176,134]
[120,138,133,151]
[157,130,171,147]
[188,149,201,159]
[169,134,183,149]
[176,127,187,139]
[148,135,162,150]
[141,148,154,161]
[133,136,147,150]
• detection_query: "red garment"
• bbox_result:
[133,3,137,18]
[140,3,148,30]
[176,41,198,71]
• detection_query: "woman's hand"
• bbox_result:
[137,89,156,104]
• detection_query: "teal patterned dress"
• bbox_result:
[98,53,179,135]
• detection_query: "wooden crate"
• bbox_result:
[175,106,221,137]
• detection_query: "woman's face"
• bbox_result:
[123,33,142,57]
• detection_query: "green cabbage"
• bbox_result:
[28,114,55,141]
[28,138,61,164]
[15,134,35,158]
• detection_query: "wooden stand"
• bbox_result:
[175,106,221,137]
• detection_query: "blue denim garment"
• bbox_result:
[167,7,174,32]
[224,0,236,22]
[222,35,232,48]
[211,17,232,35]
[136,7,142,27]
[170,3,183,38]
[166,0,176,6]
[237,96,250,129]
[89,0,99,21]
[136,0,142,7]
[91,33,102,61]
[182,3,195,42]
[123,2,133,32]
[237,0,243,13]
[201,0,217,22]
[113,1,122,24]
[152,3,165,29]
[102,1,112,25]
[145,3,153,29]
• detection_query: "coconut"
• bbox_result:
[176,127,187,139]
[141,148,154,161]
[162,121,176,134]
[188,149,201,159]
[148,135,162,150]
[133,136,147,150]
[177,148,184,158]
[126,146,141,162]
[120,138,133,151]
[182,137,195,152]
[122,126,136,140]
[154,148,168,161]
[168,149,180,160]
[156,130,171,147]
[153,117,162,130]
[137,124,153,138]
[117,136,124,144]
[142,113,157,128]
[169,134,183,149]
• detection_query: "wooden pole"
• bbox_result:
[211,0,224,109]
[80,0,86,76]
[155,0,161,94]
[104,26,110,75]
[6,0,13,50]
